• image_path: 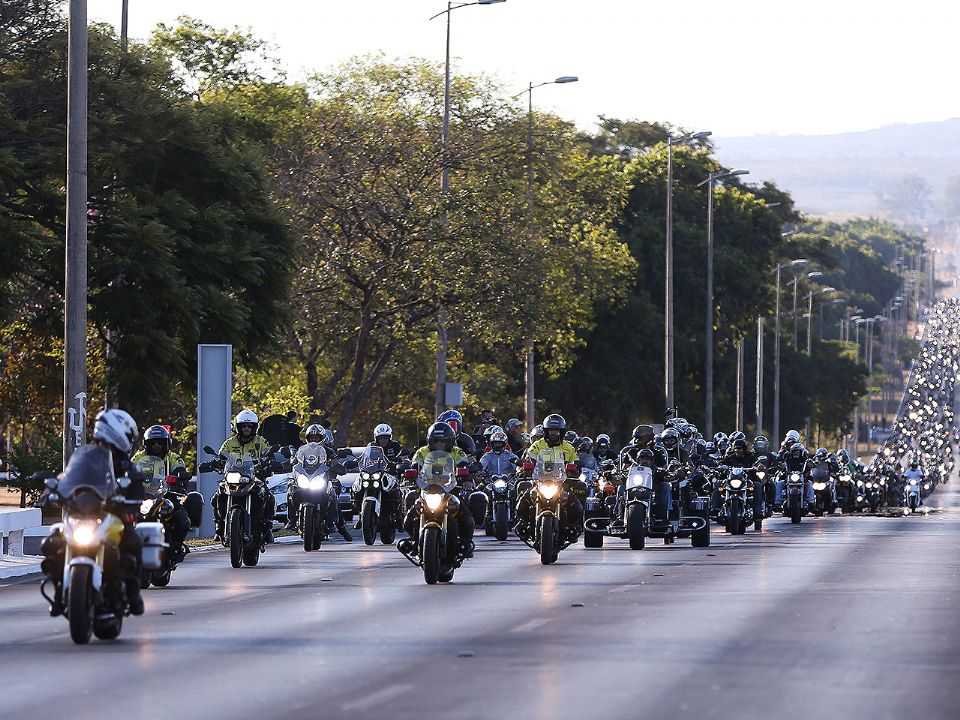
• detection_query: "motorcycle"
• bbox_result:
[863,477,885,512]
[354,445,399,546]
[39,445,165,644]
[398,450,467,584]
[810,465,836,516]
[717,466,755,535]
[137,478,190,588]
[292,442,336,551]
[483,473,515,541]
[584,460,652,550]
[784,468,806,524]
[200,445,271,568]
[835,472,857,513]
[524,447,579,564]
[904,475,923,511]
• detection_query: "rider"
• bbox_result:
[479,430,519,477]
[473,409,500,436]
[41,409,146,616]
[437,409,477,457]
[213,410,276,544]
[516,413,584,542]
[504,418,528,454]
[593,433,617,463]
[132,425,194,561]
[287,424,352,541]
[398,422,476,558]
[619,425,668,468]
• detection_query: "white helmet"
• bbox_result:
[93,409,139,454]
[234,409,258,429]
[374,423,392,440]
[490,430,508,445]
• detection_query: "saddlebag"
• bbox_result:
[135,521,168,570]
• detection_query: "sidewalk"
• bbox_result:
[0,555,42,580]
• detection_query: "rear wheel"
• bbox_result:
[494,504,510,541]
[626,504,645,550]
[93,612,122,640]
[302,506,316,552]
[539,515,558,565]
[361,502,377,546]
[151,570,171,588]
[242,544,261,567]
[68,565,93,645]
[692,519,710,547]
[229,509,244,568]
[422,527,441,585]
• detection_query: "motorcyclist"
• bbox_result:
[593,433,617,463]
[530,424,544,444]
[398,422,476,558]
[286,424,352,541]
[713,432,730,457]
[779,429,802,455]
[578,437,599,471]
[473,409,500,436]
[41,409,146,616]
[212,410,276,544]
[619,425,668,468]
[504,418,528,454]
[437,409,477,456]
[132,425,194,562]
[479,430,519,477]
[516,413,584,542]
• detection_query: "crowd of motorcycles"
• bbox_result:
[31,298,960,644]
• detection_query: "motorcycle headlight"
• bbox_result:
[880,479,886,486]
[840,475,851,483]
[371,472,382,481]
[924,482,931,490]
[360,472,370,480]
[755,472,765,480]
[372,480,380,488]
[539,482,560,500]
[728,478,744,490]
[856,495,864,502]
[494,479,508,490]
[70,520,99,547]
[910,480,918,486]
[310,476,328,491]
[857,480,865,487]
[297,474,311,488]
[139,499,153,515]
[423,493,444,511]
[790,473,801,482]
[362,481,369,488]
[812,482,827,491]
[226,472,243,484]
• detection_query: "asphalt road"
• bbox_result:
[1,486,958,720]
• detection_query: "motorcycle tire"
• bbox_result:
[726,498,742,535]
[539,515,559,565]
[139,570,151,589]
[229,509,244,568]
[151,570,172,588]
[692,521,710,548]
[626,505,645,550]
[361,502,377,546]
[438,566,455,583]
[302,506,315,552]
[93,612,122,641]
[380,524,395,545]
[242,544,261,567]
[422,527,441,585]
[469,494,488,526]
[68,564,94,645]
[790,501,802,524]
[754,518,763,532]
[494,504,510,542]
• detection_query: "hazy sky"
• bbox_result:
[87,0,960,137]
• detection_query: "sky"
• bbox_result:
[87,0,960,137]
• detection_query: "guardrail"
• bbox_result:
[0,507,41,557]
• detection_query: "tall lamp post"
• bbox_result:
[512,74,579,427]
[664,129,711,413]
[699,168,748,437]
[429,0,505,417]
[772,252,806,445]
[805,284,835,355]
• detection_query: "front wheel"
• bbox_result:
[229,509,244,568]
[361,501,378,546]
[422,527,441,585]
[692,519,710,548]
[790,498,802,524]
[626,504,646,550]
[380,523,395,545]
[494,503,509,541]
[93,612,122,640]
[539,515,558,565]
[242,543,261,567]
[302,506,316,552]
[68,565,93,645]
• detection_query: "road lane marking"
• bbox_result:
[510,617,551,633]
[341,683,413,711]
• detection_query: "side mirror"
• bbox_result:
[203,445,216,456]
[44,477,58,491]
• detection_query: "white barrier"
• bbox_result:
[0,507,41,556]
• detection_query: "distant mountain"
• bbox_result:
[714,119,960,218]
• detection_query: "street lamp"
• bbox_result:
[789,259,810,348]
[665,129,711,413]
[429,0,506,417]
[511,74,579,427]
[699,168,748,437]
[805,286,835,355]
[772,253,807,445]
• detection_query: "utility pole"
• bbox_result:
[64,0,89,465]
[121,0,129,54]
[755,316,764,435]
[773,264,782,444]
[735,339,744,432]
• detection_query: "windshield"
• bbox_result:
[419,450,455,492]
[360,445,389,472]
[532,447,567,483]
[627,465,653,489]
[224,455,256,478]
[295,442,328,471]
[58,445,116,500]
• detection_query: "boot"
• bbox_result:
[126,579,144,616]
[262,523,274,544]
[337,524,353,542]
[285,517,298,531]
[397,537,416,557]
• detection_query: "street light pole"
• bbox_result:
[664,129,710,413]
[430,0,505,417]
[121,0,129,54]
[64,0,89,465]
[514,75,577,428]
[773,263,782,444]
[756,316,764,435]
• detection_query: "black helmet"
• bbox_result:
[632,425,655,447]
[730,431,746,443]
[692,439,708,457]
[565,430,579,446]
[637,448,655,466]
[790,445,806,459]
[753,435,769,452]
[679,423,697,441]
[660,428,680,451]
[578,436,593,453]
[542,413,567,446]
[505,418,522,433]
[732,437,748,456]
[426,422,456,452]
[143,425,171,458]
[815,447,828,461]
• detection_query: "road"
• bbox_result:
[1,486,958,720]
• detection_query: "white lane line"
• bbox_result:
[510,617,551,633]
[341,683,414,711]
